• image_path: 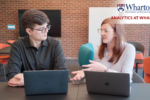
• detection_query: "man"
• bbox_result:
[6,9,67,87]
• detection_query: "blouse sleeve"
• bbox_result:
[110,44,136,82]
[120,44,135,81]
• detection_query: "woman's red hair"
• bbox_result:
[98,17,126,64]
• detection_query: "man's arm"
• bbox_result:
[6,41,22,81]
[8,73,24,87]
[53,40,67,70]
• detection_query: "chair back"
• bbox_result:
[78,43,94,68]
[143,57,150,83]
[127,41,145,54]
[143,57,150,74]
[132,71,145,83]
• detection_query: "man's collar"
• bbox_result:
[25,36,48,48]
[42,39,48,46]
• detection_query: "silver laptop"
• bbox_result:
[24,70,69,95]
[84,71,130,96]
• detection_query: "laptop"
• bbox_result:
[24,70,69,95]
[84,71,130,96]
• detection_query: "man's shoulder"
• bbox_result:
[12,36,29,48]
[13,37,25,44]
[47,36,60,45]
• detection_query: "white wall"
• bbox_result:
[88,7,119,51]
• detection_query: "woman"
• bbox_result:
[70,17,135,83]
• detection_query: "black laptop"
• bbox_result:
[24,70,69,95]
[84,71,130,96]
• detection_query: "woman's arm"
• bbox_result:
[105,44,135,83]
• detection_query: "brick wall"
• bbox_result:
[0,0,149,58]
[125,24,150,57]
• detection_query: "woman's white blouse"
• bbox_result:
[94,42,136,83]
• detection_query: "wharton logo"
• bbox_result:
[117,4,125,12]
[126,4,150,10]
[117,4,150,13]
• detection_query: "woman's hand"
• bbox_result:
[70,60,107,81]
[82,60,107,72]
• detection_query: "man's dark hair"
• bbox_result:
[21,9,50,31]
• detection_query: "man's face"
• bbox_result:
[27,23,49,41]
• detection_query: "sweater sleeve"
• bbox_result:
[110,44,136,83]
[120,44,135,82]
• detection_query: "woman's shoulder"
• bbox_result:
[123,42,136,52]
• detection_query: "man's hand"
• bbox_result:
[70,70,85,81]
[70,60,107,81]
[8,73,24,87]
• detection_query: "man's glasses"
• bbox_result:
[31,25,51,33]
[97,28,114,34]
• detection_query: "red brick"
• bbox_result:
[1,0,149,58]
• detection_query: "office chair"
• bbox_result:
[143,57,150,83]
[0,43,10,49]
[78,43,94,69]
[7,40,15,45]
[127,41,145,68]
[132,71,145,83]
[0,56,9,65]
[76,43,94,83]
[0,43,10,65]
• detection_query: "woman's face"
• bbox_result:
[100,23,116,44]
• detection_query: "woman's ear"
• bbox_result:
[26,28,32,35]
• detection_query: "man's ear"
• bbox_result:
[26,28,32,35]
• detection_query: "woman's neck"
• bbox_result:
[107,39,115,52]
